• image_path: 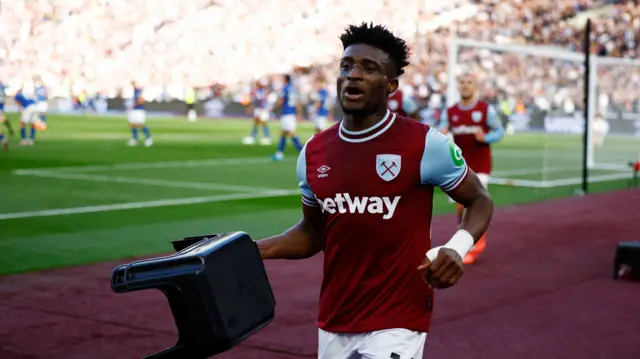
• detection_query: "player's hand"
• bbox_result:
[416,248,464,289]
[474,131,486,142]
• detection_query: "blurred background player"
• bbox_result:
[387,85,420,120]
[34,76,49,129]
[0,126,6,150]
[419,95,443,126]
[0,81,6,149]
[14,89,42,146]
[592,113,610,148]
[185,87,197,122]
[440,72,504,264]
[0,81,15,137]
[128,81,153,147]
[311,77,334,133]
[272,74,303,161]
[243,81,272,145]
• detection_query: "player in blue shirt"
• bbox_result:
[0,81,14,140]
[34,77,49,125]
[243,81,272,146]
[0,82,6,149]
[14,89,42,146]
[127,81,153,147]
[272,74,303,161]
[312,77,334,134]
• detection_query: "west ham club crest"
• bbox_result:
[471,111,483,123]
[376,154,401,182]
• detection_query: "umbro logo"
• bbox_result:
[317,165,330,178]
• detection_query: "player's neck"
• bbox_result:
[459,96,477,108]
[342,108,389,132]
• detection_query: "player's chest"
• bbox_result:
[306,145,421,198]
[449,110,487,134]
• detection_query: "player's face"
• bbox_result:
[337,44,394,116]
[457,75,477,100]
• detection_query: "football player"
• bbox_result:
[127,81,153,147]
[257,23,493,359]
[272,74,303,161]
[440,72,504,264]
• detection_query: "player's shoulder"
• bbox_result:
[304,122,340,152]
[446,102,459,111]
[477,100,493,109]
[393,114,430,136]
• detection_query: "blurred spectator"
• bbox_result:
[0,0,638,112]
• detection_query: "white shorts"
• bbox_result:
[37,101,48,113]
[314,115,328,130]
[280,114,297,132]
[20,105,39,124]
[448,173,489,204]
[254,108,270,122]
[128,109,146,125]
[318,328,427,359]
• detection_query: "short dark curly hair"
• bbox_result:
[339,22,411,77]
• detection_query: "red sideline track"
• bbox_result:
[1,189,639,359]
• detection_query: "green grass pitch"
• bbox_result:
[0,114,633,275]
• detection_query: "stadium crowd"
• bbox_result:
[0,0,639,113]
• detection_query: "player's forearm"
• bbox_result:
[484,127,504,143]
[257,222,323,260]
[459,191,494,242]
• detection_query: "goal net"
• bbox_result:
[588,56,640,172]
[446,37,640,189]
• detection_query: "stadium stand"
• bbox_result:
[0,0,638,109]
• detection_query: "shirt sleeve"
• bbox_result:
[402,96,418,115]
[484,105,505,144]
[438,108,449,131]
[420,127,469,192]
[296,142,319,207]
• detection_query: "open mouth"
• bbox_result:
[343,85,365,102]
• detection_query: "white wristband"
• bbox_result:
[425,230,475,262]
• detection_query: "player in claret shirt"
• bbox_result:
[440,73,504,264]
[257,22,494,359]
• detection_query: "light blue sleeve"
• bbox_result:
[438,108,449,131]
[420,127,469,192]
[484,105,505,144]
[402,96,418,115]
[296,143,319,207]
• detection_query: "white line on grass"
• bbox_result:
[0,189,300,220]
[491,172,633,188]
[489,177,545,187]
[17,171,277,192]
[492,166,582,177]
[12,157,295,175]
[538,172,633,187]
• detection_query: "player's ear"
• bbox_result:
[387,79,398,96]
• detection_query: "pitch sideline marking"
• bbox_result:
[12,157,294,174]
[491,172,632,188]
[1,173,632,220]
[16,171,279,192]
[0,189,301,221]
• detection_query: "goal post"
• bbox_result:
[445,36,640,189]
[587,55,640,170]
